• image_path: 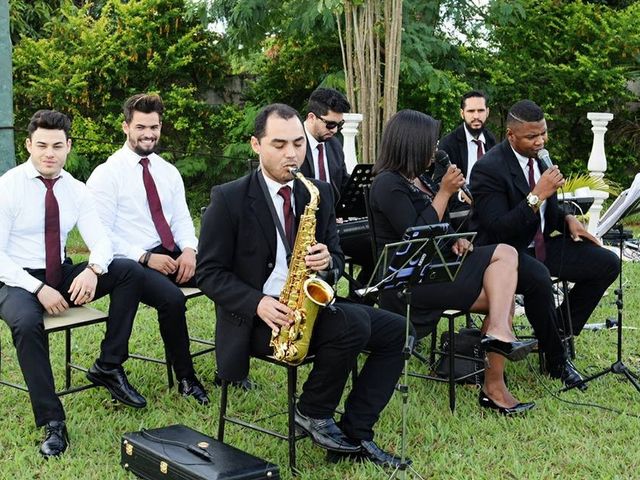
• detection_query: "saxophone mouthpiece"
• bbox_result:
[289,167,300,175]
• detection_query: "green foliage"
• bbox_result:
[484,0,640,183]
[10,0,246,207]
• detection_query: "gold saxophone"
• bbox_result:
[270,168,335,364]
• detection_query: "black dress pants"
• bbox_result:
[517,238,619,365]
[251,301,406,442]
[543,236,619,335]
[141,246,197,381]
[0,259,143,427]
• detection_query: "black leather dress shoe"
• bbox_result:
[480,336,538,361]
[178,377,210,405]
[548,359,588,391]
[294,406,360,453]
[327,440,410,468]
[40,420,69,458]
[86,362,147,408]
[214,373,256,391]
[478,390,535,416]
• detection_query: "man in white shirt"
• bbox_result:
[87,94,208,404]
[0,110,146,458]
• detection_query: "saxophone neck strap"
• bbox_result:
[257,171,293,260]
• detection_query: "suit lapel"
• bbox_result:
[503,143,531,198]
[249,172,277,258]
[455,125,469,175]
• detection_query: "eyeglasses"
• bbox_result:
[316,115,345,131]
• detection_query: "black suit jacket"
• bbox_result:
[435,124,497,181]
[470,139,566,250]
[301,134,350,205]
[196,170,344,380]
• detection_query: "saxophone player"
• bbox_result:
[197,103,408,467]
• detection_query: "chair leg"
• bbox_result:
[429,327,438,365]
[218,379,228,442]
[287,366,297,472]
[562,281,575,359]
[448,314,456,412]
[65,330,72,390]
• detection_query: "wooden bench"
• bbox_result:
[0,305,108,396]
[128,287,215,388]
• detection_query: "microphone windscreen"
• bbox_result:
[435,150,450,167]
[537,149,552,169]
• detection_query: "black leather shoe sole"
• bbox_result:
[479,390,535,416]
[481,336,538,361]
[86,370,146,409]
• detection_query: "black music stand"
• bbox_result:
[336,164,374,219]
[360,224,473,480]
[563,179,640,393]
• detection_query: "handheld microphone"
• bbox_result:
[434,150,473,203]
[537,148,553,170]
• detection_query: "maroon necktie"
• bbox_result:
[528,158,546,262]
[140,158,176,251]
[38,177,62,288]
[278,186,294,248]
[472,139,484,161]
[317,143,327,182]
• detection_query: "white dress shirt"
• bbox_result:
[304,124,331,184]
[0,160,112,292]
[86,144,198,262]
[512,146,547,238]
[262,172,295,297]
[464,125,487,178]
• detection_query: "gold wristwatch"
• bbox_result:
[526,192,541,209]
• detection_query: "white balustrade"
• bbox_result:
[586,112,614,236]
[342,113,363,173]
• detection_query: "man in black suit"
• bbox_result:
[302,88,374,296]
[470,99,619,389]
[434,90,497,228]
[301,88,351,201]
[437,90,497,181]
[196,103,407,467]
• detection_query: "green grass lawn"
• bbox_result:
[2,232,640,479]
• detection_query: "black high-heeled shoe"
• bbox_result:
[478,390,535,416]
[480,335,538,361]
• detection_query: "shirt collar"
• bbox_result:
[304,123,322,152]
[511,145,532,170]
[24,158,68,181]
[464,124,486,145]
[122,142,158,167]
[261,171,295,200]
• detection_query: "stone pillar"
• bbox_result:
[342,113,363,174]
[586,112,614,236]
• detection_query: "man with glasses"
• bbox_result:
[301,88,350,202]
[302,88,374,301]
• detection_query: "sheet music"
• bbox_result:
[596,173,640,238]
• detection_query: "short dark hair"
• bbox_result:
[123,93,164,123]
[374,109,441,179]
[27,110,72,140]
[461,90,488,110]
[253,103,302,140]
[307,88,351,116]
[507,99,544,126]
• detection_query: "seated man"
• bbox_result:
[87,93,208,404]
[301,87,375,298]
[0,110,145,458]
[196,103,407,467]
[470,99,620,388]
